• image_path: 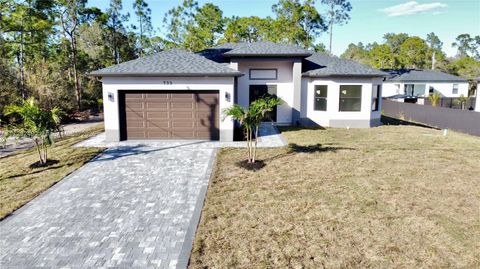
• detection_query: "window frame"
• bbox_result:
[371,85,381,112]
[452,84,459,94]
[339,85,362,112]
[249,69,278,80]
[313,85,328,111]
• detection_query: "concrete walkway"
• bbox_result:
[75,123,287,148]
[0,145,216,269]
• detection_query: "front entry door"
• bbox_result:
[249,85,277,122]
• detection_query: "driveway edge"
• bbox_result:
[176,149,218,269]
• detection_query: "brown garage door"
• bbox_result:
[121,91,219,140]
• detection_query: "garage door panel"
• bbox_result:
[146,102,168,109]
[125,93,144,99]
[170,102,194,109]
[171,111,194,119]
[126,102,144,109]
[126,121,145,128]
[197,122,214,129]
[197,131,214,138]
[146,121,169,128]
[123,91,219,140]
[126,111,144,119]
[196,103,217,111]
[146,112,168,119]
[146,93,168,99]
[196,111,216,118]
[171,121,195,128]
[147,131,169,138]
[171,93,194,99]
[127,131,147,139]
[196,97,218,104]
[171,131,196,138]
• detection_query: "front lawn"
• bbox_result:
[189,125,480,268]
[0,125,104,220]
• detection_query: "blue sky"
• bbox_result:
[88,0,480,56]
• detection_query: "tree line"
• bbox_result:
[1,0,352,119]
[341,33,480,80]
[1,0,478,122]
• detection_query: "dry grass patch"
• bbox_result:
[0,125,104,219]
[189,125,480,268]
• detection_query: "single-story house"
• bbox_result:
[476,76,480,112]
[382,69,469,98]
[91,42,386,142]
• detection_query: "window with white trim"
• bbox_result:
[249,69,277,80]
[452,84,459,94]
[314,85,328,111]
[339,85,362,112]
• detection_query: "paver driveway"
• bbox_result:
[0,144,216,269]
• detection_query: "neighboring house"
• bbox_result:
[91,42,386,142]
[476,77,480,112]
[382,69,469,99]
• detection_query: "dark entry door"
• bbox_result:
[249,85,277,122]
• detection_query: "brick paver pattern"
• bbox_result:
[0,145,215,269]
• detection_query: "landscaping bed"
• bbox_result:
[0,125,105,220]
[189,125,480,268]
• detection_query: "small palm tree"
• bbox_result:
[224,96,282,163]
[453,95,469,110]
[2,98,62,165]
[428,92,442,107]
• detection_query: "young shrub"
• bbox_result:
[223,96,282,164]
[453,94,469,110]
[2,98,62,166]
[428,92,442,107]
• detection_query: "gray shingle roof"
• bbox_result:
[203,42,312,58]
[91,43,388,78]
[90,49,242,77]
[303,53,387,77]
[382,69,467,82]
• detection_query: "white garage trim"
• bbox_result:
[101,77,235,142]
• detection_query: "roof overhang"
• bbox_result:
[302,73,386,78]
[224,53,312,58]
[384,79,468,83]
[88,72,244,78]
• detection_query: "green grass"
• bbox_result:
[0,125,104,220]
[189,125,480,268]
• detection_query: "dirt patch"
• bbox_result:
[235,159,266,171]
[28,159,60,168]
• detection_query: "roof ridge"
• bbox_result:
[90,48,242,77]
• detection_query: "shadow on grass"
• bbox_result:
[287,143,355,153]
[265,143,354,163]
[277,125,326,133]
[233,143,355,171]
[3,162,63,180]
[381,115,436,129]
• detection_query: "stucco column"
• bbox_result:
[292,58,302,125]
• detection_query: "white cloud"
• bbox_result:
[381,1,448,17]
